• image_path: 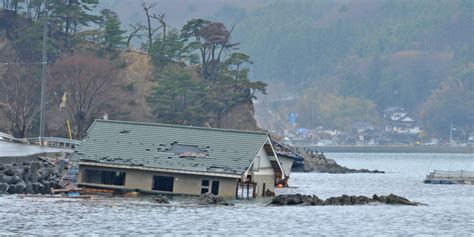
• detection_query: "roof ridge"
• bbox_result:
[93,119,269,136]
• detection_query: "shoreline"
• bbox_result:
[294,145,474,154]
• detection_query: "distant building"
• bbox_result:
[72,120,285,199]
[468,133,474,145]
[383,107,421,135]
[351,121,378,144]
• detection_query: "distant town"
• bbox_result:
[258,105,474,147]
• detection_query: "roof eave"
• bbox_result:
[78,161,243,178]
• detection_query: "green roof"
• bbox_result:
[74,120,269,176]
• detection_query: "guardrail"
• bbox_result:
[27,137,80,150]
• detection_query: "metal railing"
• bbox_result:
[27,137,80,150]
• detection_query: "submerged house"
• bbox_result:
[72,120,285,198]
[271,139,305,179]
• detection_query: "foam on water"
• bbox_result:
[0,153,473,235]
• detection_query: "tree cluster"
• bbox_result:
[218,0,473,136]
[0,2,267,138]
[0,1,127,138]
[147,18,267,127]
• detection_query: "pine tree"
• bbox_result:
[48,0,100,48]
[101,9,126,51]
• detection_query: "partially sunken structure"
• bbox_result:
[72,120,285,198]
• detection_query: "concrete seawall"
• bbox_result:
[296,145,474,154]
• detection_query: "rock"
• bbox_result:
[40,181,51,194]
[265,189,275,197]
[294,151,385,174]
[0,183,8,193]
[4,168,15,176]
[25,183,34,194]
[31,182,39,193]
[270,194,323,206]
[354,195,370,204]
[0,160,66,195]
[153,195,170,204]
[29,161,40,173]
[7,175,22,185]
[1,175,11,184]
[15,182,26,193]
[377,193,418,205]
[22,174,30,183]
[49,167,59,176]
[37,182,45,194]
[271,193,419,206]
[198,193,233,206]
[40,168,51,180]
[7,184,17,194]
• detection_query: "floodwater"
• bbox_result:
[1,153,473,235]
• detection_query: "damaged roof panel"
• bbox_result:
[74,120,269,176]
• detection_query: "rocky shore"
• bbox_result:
[293,149,384,173]
[198,193,233,206]
[270,193,420,206]
[0,160,65,194]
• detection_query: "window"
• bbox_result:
[211,180,220,195]
[152,175,174,192]
[83,169,126,186]
[201,179,209,194]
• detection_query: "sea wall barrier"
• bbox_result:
[295,145,474,154]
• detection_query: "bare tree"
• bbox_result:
[49,55,120,139]
[151,13,166,40]
[181,19,238,82]
[142,2,168,52]
[126,22,145,49]
[0,64,41,138]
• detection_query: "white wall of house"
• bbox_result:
[248,142,280,196]
[278,157,294,179]
[251,146,275,175]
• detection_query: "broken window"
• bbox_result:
[152,175,174,192]
[201,179,209,194]
[83,169,126,186]
[211,180,220,195]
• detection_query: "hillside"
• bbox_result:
[213,0,473,137]
[0,9,262,138]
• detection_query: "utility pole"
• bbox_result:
[39,0,48,145]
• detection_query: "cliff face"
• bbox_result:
[219,100,259,131]
[114,51,260,131]
[114,51,155,123]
